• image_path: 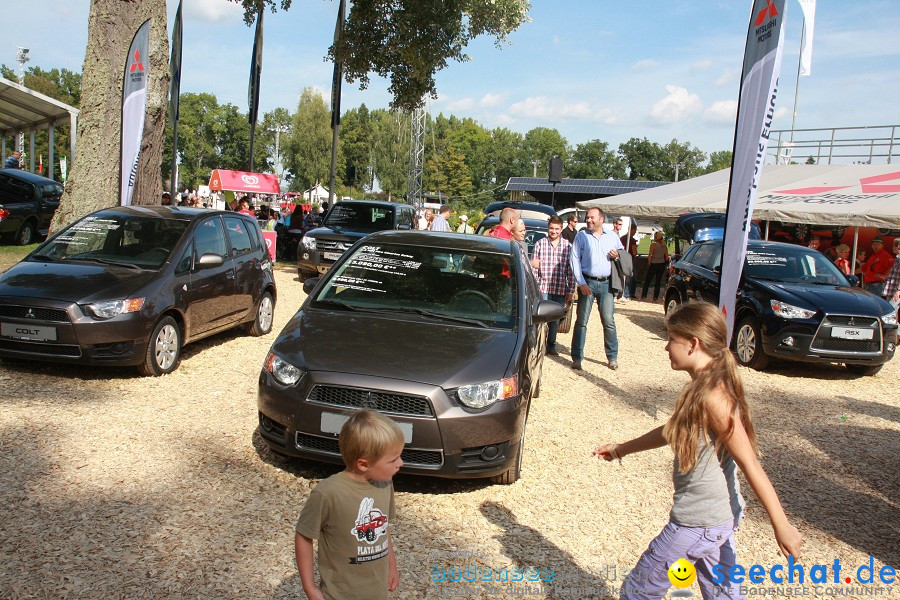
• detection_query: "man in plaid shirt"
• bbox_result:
[530,216,575,355]
[882,238,900,309]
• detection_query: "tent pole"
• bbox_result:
[765,220,770,240]
[851,228,860,286]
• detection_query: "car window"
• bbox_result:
[313,243,518,329]
[0,174,34,201]
[175,244,193,274]
[224,216,253,255]
[745,247,847,285]
[691,244,720,270]
[398,208,414,229]
[36,214,189,269]
[40,183,63,200]
[324,204,394,231]
[194,217,227,259]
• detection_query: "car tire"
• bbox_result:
[664,290,681,315]
[733,315,769,370]
[246,291,274,336]
[15,220,36,246]
[845,363,883,376]
[491,426,525,485]
[138,316,181,376]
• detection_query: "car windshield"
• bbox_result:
[323,204,393,231]
[312,243,517,329]
[33,214,189,269]
[745,246,849,286]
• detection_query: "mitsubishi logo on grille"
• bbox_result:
[25,308,36,319]
[362,392,378,409]
[848,317,856,326]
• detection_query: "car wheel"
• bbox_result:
[733,315,769,370]
[138,316,181,376]
[246,291,274,336]
[366,529,375,542]
[793,223,809,242]
[15,220,36,246]
[490,425,525,485]
[664,291,681,315]
[845,363,883,376]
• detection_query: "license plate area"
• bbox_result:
[1,322,58,341]
[320,411,413,444]
[323,251,343,261]
[831,327,874,340]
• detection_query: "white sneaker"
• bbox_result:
[621,296,630,302]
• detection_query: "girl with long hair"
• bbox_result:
[594,302,802,599]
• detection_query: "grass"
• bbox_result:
[0,243,38,273]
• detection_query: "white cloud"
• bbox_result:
[185,0,244,23]
[445,97,476,111]
[774,106,789,120]
[632,59,659,69]
[691,59,713,70]
[715,68,739,87]
[479,93,506,108]
[649,85,703,125]
[704,100,737,124]
[506,96,618,124]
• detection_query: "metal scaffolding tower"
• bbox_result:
[406,105,425,205]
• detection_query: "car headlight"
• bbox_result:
[264,352,305,386]
[301,235,317,250]
[770,299,816,319]
[84,298,145,319]
[882,311,898,326]
[456,375,518,409]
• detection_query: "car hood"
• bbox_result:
[307,226,369,242]
[752,279,893,314]
[0,260,156,303]
[271,309,518,387]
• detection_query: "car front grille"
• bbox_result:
[810,314,883,355]
[315,240,345,252]
[0,304,69,323]
[307,385,434,417]
[0,339,81,357]
[295,432,443,467]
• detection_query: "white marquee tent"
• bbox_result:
[578,164,900,229]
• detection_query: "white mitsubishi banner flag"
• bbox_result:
[720,0,786,337]
[797,0,816,77]
[120,19,151,206]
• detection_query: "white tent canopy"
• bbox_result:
[578,164,900,229]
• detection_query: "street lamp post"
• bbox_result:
[269,125,290,179]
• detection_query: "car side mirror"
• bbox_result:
[846,274,859,287]
[196,253,224,269]
[303,277,320,295]
[533,299,566,323]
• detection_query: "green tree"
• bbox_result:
[259,107,293,177]
[568,139,626,180]
[447,117,493,191]
[369,109,408,201]
[339,105,373,192]
[705,150,733,173]
[166,93,220,191]
[660,139,706,181]
[487,127,526,201]
[618,137,668,181]
[286,88,332,192]
[215,103,253,172]
[425,145,472,200]
[522,127,569,176]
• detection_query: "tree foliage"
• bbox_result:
[233,0,531,111]
[569,139,626,180]
[285,88,332,192]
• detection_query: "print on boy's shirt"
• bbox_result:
[349,497,390,564]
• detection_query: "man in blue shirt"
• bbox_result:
[570,207,623,371]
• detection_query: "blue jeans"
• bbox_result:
[543,292,566,351]
[571,278,617,362]
[867,281,885,297]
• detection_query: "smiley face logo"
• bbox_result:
[668,558,696,588]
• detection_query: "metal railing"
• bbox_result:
[767,125,898,165]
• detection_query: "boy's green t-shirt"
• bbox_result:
[296,471,396,600]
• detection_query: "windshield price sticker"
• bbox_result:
[331,275,386,293]
[746,252,787,266]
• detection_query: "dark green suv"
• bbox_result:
[0,169,63,245]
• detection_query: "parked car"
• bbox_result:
[0,168,64,245]
[484,200,556,221]
[664,239,897,375]
[258,231,565,484]
[0,206,276,376]
[297,200,416,281]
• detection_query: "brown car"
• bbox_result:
[257,230,564,484]
[0,206,277,376]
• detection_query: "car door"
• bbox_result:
[186,216,238,334]
[37,183,63,232]
[223,215,259,318]
[522,259,545,396]
[686,243,721,304]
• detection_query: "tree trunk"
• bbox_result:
[51,0,169,233]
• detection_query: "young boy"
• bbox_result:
[295,410,404,600]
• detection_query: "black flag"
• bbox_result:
[248,7,264,169]
[331,0,346,130]
[169,0,183,125]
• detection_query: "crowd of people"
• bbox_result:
[807,234,899,308]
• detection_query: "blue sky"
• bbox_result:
[3,0,899,158]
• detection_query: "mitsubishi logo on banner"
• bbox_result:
[129,50,145,73]
[754,0,779,26]
[241,175,260,186]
